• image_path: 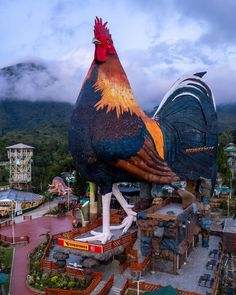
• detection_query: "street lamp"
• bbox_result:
[11,200,15,245]
[134,273,144,295]
[66,175,76,211]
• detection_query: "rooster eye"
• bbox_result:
[106,40,110,44]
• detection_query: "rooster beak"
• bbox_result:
[92,37,101,45]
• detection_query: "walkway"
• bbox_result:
[14,198,60,223]
[98,236,221,295]
[1,215,72,295]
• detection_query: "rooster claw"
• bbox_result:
[75,231,113,244]
[110,213,136,232]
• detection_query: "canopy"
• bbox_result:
[0,189,43,203]
[144,285,180,295]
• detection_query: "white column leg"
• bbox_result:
[75,192,113,244]
[110,184,137,233]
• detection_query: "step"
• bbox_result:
[109,286,121,295]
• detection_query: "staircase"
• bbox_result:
[109,286,121,295]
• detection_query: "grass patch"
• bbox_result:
[0,246,14,294]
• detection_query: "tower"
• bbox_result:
[6,143,34,191]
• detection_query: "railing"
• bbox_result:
[0,233,29,244]
[130,252,152,274]
[126,247,138,262]
[40,238,57,270]
[45,272,103,295]
[120,259,130,274]
[211,254,223,295]
[23,215,32,221]
[97,274,114,295]
[64,266,86,278]
[40,259,59,271]
[59,218,103,240]
[120,279,129,295]
[103,231,137,252]
[55,213,123,240]
[0,219,15,228]
[120,279,203,295]
[120,247,138,273]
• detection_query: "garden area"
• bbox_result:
[28,242,88,292]
[0,244,13,294]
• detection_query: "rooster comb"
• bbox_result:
[94,16,111,39]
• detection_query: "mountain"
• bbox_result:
[0,100,73,135]
[217,104,236,133]
[0,61,235,190]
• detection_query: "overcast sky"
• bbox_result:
[1,0,236,108]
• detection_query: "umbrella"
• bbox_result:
[144,285,181,295]
[0,273,8,284]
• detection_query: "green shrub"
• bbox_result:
[28,242,88,291]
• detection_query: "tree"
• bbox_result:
[219,132,233,146]
[217,143,232,183]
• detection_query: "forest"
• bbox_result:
[0,99,235,193]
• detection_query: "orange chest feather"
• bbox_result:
[93,63,164,158]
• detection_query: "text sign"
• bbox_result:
[58,238,103,254]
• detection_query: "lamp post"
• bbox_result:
[134,273,144,295]
[66,175,76,211]
[11,200,15,244]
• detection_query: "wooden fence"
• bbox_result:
[97,274,114,295]
[57,218,103,240]
[0,219,30,244]
[211,254,223,295]
[0,233,29,244]
[120,247,139,273]
[45,272,103,295]
[54,213,123,241]
[126,247,138,262]
[23,215,32,221]
[0,219,15,228]
[130,252,152,275]
[103,231,137,252]
[120,279,203,295]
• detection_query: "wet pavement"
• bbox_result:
[0,215,72,295]
[98,235,221,295]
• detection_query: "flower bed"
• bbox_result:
[28,242,88,292]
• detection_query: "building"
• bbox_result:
[6,143,34,191]
[137,192,200,275]
[0,189,44,217]
[222,218,236,255]
[224,143,236,177]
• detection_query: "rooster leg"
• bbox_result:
[110,184,137,233]
[75,192,113,244]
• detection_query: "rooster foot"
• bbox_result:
[75,231,113,244]
[110,212,137,233]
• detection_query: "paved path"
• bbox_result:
[14,198,60,223]
[101,235,221,295]
[1,215,72,295]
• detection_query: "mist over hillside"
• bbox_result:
[0,61,236,135]
[0,61,82,103]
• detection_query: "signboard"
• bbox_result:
[0,202,12,207]
[58,238,103,254]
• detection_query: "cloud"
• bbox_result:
[0,0,236,108]
[0,59,82,103]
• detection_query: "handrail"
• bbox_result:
[121,279,203,295]
[211,254,223,295]
[0,233,29,244]
[45,272,103,295]
[97,274,114,295]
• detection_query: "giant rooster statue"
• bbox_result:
[69,17,217,244]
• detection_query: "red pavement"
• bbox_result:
[0,216,72,295]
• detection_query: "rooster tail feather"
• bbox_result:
[154,73,218,183]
